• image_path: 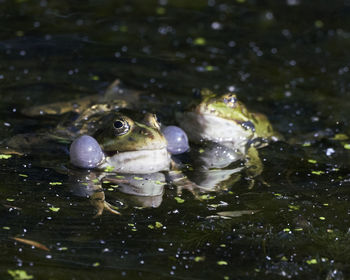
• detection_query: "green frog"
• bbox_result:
[176,89,282,188]
[67,109,175,216]
[1,79,140,155]
[70,110,171,173]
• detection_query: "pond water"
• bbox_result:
[1,0,350,279]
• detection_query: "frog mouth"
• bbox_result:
[100,147,171,174]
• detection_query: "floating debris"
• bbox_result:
[343,144,350,150]
[0,154,12,159]
[3,204,21,210]
[311,170,325,175]
[306,259,318,265]
[49,207,60,212]
[216,210,260,218]
[199,194,216,200]
[156,7,166,15]
[104,166,114,172]
[58,247,68,251]
[155,221,163,228]
[288,204,300,211]
[12,237,49,251]
[49,182,62,186]
[8,269,33,280]
[148,221,163,229]
[193,37,206,46]
[194,256,205,262]
[174,197,185,204]
[332,133,349,140]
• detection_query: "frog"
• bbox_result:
[176,88,282,188]
[23,79,140,118]
[66,109,174,216]
[0,79,140,155]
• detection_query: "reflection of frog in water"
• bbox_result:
[176,89,282,189]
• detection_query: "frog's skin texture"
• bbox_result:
[177,89,282,188]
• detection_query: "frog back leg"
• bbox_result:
[245,146,264,189]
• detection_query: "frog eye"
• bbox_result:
[223,94,238,107]
[113,118,130,135]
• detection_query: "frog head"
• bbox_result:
[94,110,170,174]
[177,89,280,150]
[195,89,256,125]
[70,110,171,174]
[94,111,165,152]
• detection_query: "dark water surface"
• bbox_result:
[1,0,350,279]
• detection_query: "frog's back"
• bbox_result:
[22,79,142,117]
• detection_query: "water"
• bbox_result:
[1,0,350,279]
